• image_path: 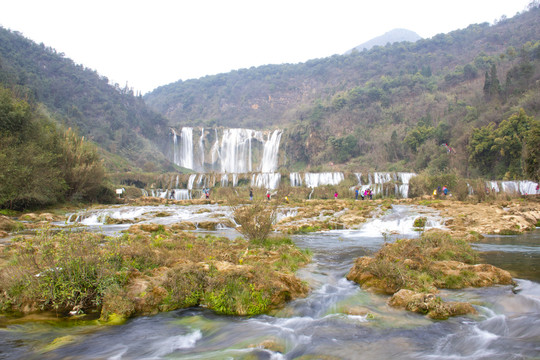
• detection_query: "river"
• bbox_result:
[1,204,539,359]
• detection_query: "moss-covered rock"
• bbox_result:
[388,289,477,320]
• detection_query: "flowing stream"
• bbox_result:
[1,205,539,359]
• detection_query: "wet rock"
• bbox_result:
[388,289,477,320]
[219,219,237,228]
[196,221,218,230]
[0,215,18,232]
[127,224,164,233]
[431,261,514,287]
[171,221,197,230]
[434,200,540,236]
[249,338,286,353]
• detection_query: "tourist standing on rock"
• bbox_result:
[355,188,359,200]
[334,191,338,200]
[266,190,271,200]
[249,188,253,201]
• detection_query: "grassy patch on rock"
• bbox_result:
[346,229,513,319]
[0,226,310,320]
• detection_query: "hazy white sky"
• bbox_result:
[0,0,533,94]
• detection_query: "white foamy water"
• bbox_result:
[341,204,446,238]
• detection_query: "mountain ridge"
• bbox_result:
[345,28,422,54]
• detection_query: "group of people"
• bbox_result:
[433,185,449,197]
[354,188,373,200]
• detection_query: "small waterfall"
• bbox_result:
[486,180,538,195]
[178,127,194,170]
[210,129,220,171]
[198,128,205,171]
[304,172,344,188]
[187,174,197,190]
[252,173,281,190]
[260,130,282,172]
[397,172,416,198]
[290,172,303,187]
[221,174,229,187]
[172,129,178,165]
[173,189,191,200]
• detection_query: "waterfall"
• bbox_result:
[304,172,344,188]
[210,128,220,171]
[260,130,282,172]
[178,127,194,170]
[290,172,303,187]
[169,127,282,173]
[198,128,205,171]
[172,129,178,165]
[252,173,281,190]
[221,174,229,187]
[220,128,259,173]
[486,180,538,195]
[187,174,197,190]
[397,172,416,198]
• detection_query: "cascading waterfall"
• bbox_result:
[210,128,220,171]
[252,173,281,190]
[178,127,194,170]
[170,127,281,174]
[187,174,197,190]
[259,130,282,173]
[485,180,538,195]
[397,172,416,198]
[219,128,258,173]
[290,172,303,187]
[304,172,345,188]
[198,128,205,172]
[352,172,416,198]
[172,129,178,165]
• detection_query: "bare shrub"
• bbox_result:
[232,199,278,243]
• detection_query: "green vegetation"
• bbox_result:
[347,230,482,294]
[0,227,310,319]
[468,109,540,180]
[413,217,427,229]
[0,87,113,210]
[0,26,171,172]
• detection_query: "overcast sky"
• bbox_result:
[0,0,533,94]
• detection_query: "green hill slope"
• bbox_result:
[145,6,540,178]
[0,27,172,172]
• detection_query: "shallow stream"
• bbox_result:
[1,204,539,359]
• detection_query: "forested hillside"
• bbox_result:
[0,27,171,172]
[145,5,540,180]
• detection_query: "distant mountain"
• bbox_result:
[345,28,422,53]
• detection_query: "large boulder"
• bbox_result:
[0,215,18,232]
